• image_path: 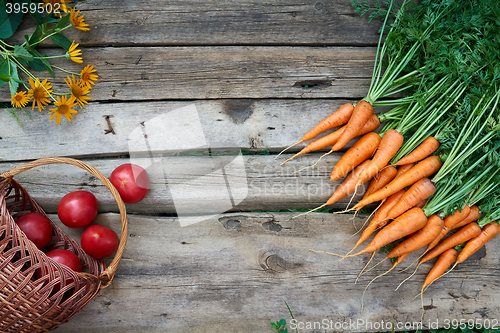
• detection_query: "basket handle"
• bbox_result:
[0,157,128,288]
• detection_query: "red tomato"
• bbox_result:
[109,164,149,204]
[58,191,98,228]
[16,212,53,249]
[81,224,119,259]
[46,249,83,272]
[37,249,82,292]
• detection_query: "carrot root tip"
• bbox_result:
[275,140,302,160]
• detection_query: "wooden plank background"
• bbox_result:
[53,212,500,333]
[1,1,495,332]
[0,46,375,102]
[9,0,382,46]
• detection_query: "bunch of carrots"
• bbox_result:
[277,0,500,312]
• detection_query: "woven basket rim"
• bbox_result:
[0,157,128,288]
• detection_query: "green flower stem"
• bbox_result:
[33,54,67,59]
[51,65,81,76]
[0,40,14,49]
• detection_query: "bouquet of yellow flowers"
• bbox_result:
[1,0,97,125]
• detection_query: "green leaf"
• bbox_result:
[0,59,8,88]
[30,10,42,24]
[0,0,24,39]
[28,58,47,71]
[27,0,42,23]
[50,33,72,50]
[28,24,42,46]
[11,77,26,84]
[43,12,58,25]
[0,59,6,73]
[13,45,35,62]
[9,62,19,96]
[30,49,54,77]
[55,13,70,30]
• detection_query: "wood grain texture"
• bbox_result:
[0,99,377,162]
[9,0,381,47]
[0,46,375,102]
[51,212,500,332]
[0,154,368,214]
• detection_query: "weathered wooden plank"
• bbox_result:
[0,99,382,162]
[0,154,368,214]
[0,46,375,102]
[51,212,500,332]
[10,0,381,47]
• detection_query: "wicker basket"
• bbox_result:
[0,157,128,332]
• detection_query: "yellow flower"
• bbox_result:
[80,65,98,89]
[27,77,53,111]
[67,41,83,64]
[48,95,78,125]
[10,91,31,108]
[70,8,89,31]
[43,0,71,15]
[65,74,91,108]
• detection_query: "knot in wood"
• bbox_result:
[262,254,288,273]
[314,2,324,10]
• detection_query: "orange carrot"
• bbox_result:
[426,205,473,251]
[357,129,405,185]
[425,228,446,253]
[330,132,381,181]
[395,163,415,179]
[332,100,374,151]
[387,214,444,258]
[452,205,480,230]
[347,207,427,257]
[415,199,426,209]
[324,160,372,206]
[420,222,481,264]
[443,205,471,230]
[352,156,442,211]
[354,114,382,136]
[281,127,345,164]
[387,178,436,219]
[350,190,405,254]
[425,205,470,252]
[281,114,381,165]
[275,103,354,159]
[363,166,397,199]
[303,103,354,142]
[395,253,410,267]
[422,248,457,289]
[457,222,500,263]
[394,136,440,166]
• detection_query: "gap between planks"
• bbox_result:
[0,154,367,214]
